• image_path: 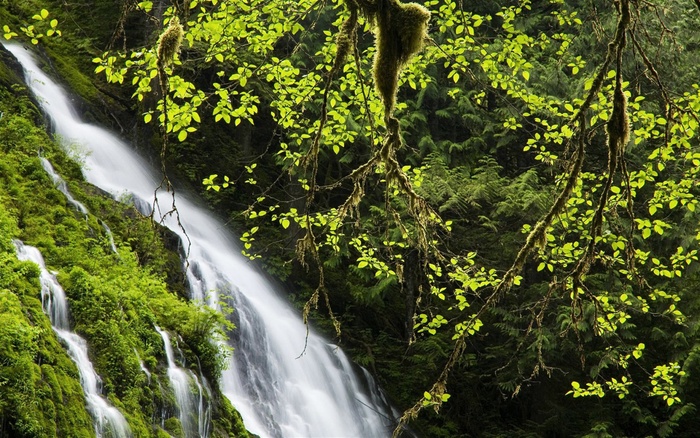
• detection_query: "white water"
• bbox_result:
[13,240,132,438]
[7,42,399,437]
[194,372,212,438]
[155,325,211,437]
[40,154,119,256]
[102,221,118,253]
[40,156,88,215]
[134,349,152,383]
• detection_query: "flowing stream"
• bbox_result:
[6,42,399,437]
[13,240,132,438]
[155,325,211,438]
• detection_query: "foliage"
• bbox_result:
[3,8,61,45]
[0,172,94,437]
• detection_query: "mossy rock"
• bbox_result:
[164,416,184,438]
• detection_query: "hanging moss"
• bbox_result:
[157,16,183,69]
[372,0,430,115]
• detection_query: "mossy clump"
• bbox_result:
[209,391,254,437]
[334,11,357,71]
[606,76,630,154]
[372,0,430,115]
[157,16,184,68]
[164,416,184,438]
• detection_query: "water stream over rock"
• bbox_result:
[155,325,211,438]
[13,240,132,438]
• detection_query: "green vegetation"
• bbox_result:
[0,211,94,438]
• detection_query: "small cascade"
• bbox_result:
[195,372,213,438]
[40,156,118,256]
[13,240,132,438]
[39,156,88,216]
[155,325,211,438]
[102,221,119,254]
[134,348,151,383]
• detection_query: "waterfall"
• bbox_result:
[13,240,132,438]
[6,42,400,438]
[155,325,211,438]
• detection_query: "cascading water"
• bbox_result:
[41,154,118,256]
[155,325,211,438]
[6,42,401,437]
[13,240,132,438]
[102,221,119,253]
[194,373,212,438]
[40,156,88,215]
[134,349,152,383]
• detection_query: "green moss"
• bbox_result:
[210,393,254,438]
[0,241,94,437]
[0,52,22,87]
[164,416,184,438]
[156,429,173,438]
[43,45,99,102]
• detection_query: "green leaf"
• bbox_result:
[138,1,154,12]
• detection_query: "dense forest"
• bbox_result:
[3,0,700,437]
